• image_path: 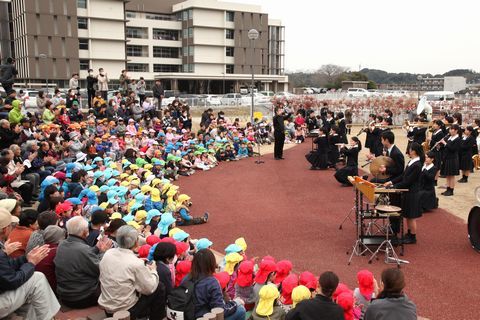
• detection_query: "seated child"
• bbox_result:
[175,194,209,226]
[252,284,286,320]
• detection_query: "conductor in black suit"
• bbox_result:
[273,106,288,160]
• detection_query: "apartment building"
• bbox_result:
[3,0,288,93]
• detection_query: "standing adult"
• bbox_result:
[68,73,79,96]
[0,57,18,94]
[97,68,109,101]
[119,70,130,95]
[152,79,164,114]
[86,69,98,108]
[136,77,146,105]
[273,107,288,160]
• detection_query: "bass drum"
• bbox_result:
[467,206,480,252]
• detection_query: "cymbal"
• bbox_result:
[370,156,394,180]
[375,205,401,212]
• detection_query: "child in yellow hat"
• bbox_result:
[252,284,286,320]
[175,194,209,226]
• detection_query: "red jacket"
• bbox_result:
[35,243,58,292]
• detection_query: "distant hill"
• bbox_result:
[359,68,480,84]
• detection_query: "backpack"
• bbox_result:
[167,278,197,320]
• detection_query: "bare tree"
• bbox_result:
[317,64,350,83]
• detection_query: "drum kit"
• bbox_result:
[345,176,409,267]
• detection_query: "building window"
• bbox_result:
[79,38,88,50]
[182,11,188,21]
[183,47,188,57]
[153,47,180,58]
[226,64,234,74]
[226,11,234,22]
[152,29,179,40]
[126,45,148,57]
[78,17,88,29]
[226,29,234,40]
[77,0,86,9]
[127,63,149,72]
[146,13,173,21]
[183,64,194,73]
[126,11,136,18]
[79,59,89,70]
[126,27,148,39]
[183,29,188,38]
[188,28,193,38]
[189,46,194,56]
[154,64,181,73]
[188,9,193,19]
[226,47,234,57]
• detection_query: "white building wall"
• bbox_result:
[87,0,125,20]
[194,46,223,63]
[89,19,125,40]
[194,63,224,75]
[193,28,224,46]
[443,76,467,93]
[193,8,224,28]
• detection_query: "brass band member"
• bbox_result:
[384,142,424,245]
[364,114,376,154]
[472,119,480,155]
[458,126,475,183]
[334,137,361,186]
[370,131,405,183]
[417,151,439,212]
[307,127,329,170]
[336,111,348,143]
[428,120,446,185]
[328,126,341,167]
[439,124,461,196]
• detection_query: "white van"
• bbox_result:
[347,88,371,98]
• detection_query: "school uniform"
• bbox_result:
[327,134,341,165]
[440,135,460,176]
[417,163,438,211]
[429,129,445,168]
[459,135,475,171]
[306,135,328,169]
[337,118,348,143]
[391,158,423,219]
[334,146,359,185]
[365,127,375,151]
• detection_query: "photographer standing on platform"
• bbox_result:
[273,106,288,160]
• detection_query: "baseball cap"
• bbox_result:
[0,208,18,229]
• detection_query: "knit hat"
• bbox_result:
[357,270,374,297]
[275,260,293,285]
[237,260,254,287]
[292,285,311,307]
[280,274,299,305]
[256,284,280,316]
[254,259,277,284]
[214,271,231,290]
[224,252,244,275]
[43,225,66,244]
[299,271,318,291]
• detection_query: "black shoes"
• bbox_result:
[458,176,468,183]
[441,188,454,196]
[403,232,417,244]
[274,157,284,160]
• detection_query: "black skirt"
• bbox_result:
[401,191,423,219]
[430,148,443,168]
[306,151,328,169]
[417,189,437,211]
[441,157,459,176]
[459,153,473,171]
[334,166,358,184]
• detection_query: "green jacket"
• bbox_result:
[43,109,55,124]
[8,100,23,124]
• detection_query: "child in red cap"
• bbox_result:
[354,269,378,318]
[235,260,256,311]
[175,260,192,287]
[279,273,298,312]
[299,271,318,292]
[55,201,74,229]
[253,258,277,305]
[275,260,293,285]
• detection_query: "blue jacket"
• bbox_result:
[192,275,237,318]
[0,249,34,294]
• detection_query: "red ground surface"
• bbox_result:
[176,142,480,320]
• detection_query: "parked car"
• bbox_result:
[274,91,295,99]
[260,91,275,97]
[244,92,271,105]
[17,89,39,112]
[221,93,249,106]
[347,88,371,98]
[205,95,221,106]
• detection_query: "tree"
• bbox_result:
[367,80,377,89]
[317,64,349,83]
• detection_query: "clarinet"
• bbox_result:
[432,134,450,150]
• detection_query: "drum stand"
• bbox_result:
[339,185,360,230]
[368,214,409,267]
[348,209,373,265]
[254,141,264,165]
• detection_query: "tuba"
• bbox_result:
[422,141,430,152]
[473,154,480,170]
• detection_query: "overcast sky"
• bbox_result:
[231,0,479,74]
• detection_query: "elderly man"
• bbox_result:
[10,144,40,199]
[0,208,60,319]
[54,216,112,308]
[23,140,51,182]
[99,225,165,319]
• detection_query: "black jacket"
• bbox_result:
[286,294,344,320]
[392,160,422,191]
[343,146,359,167]
[0,127,18,150]
[385,145,405,180]
[273,114,288,136]
[86,75,98,91]
[0,249,35,294]
[152,84,164,99]
[444,136,461,160]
